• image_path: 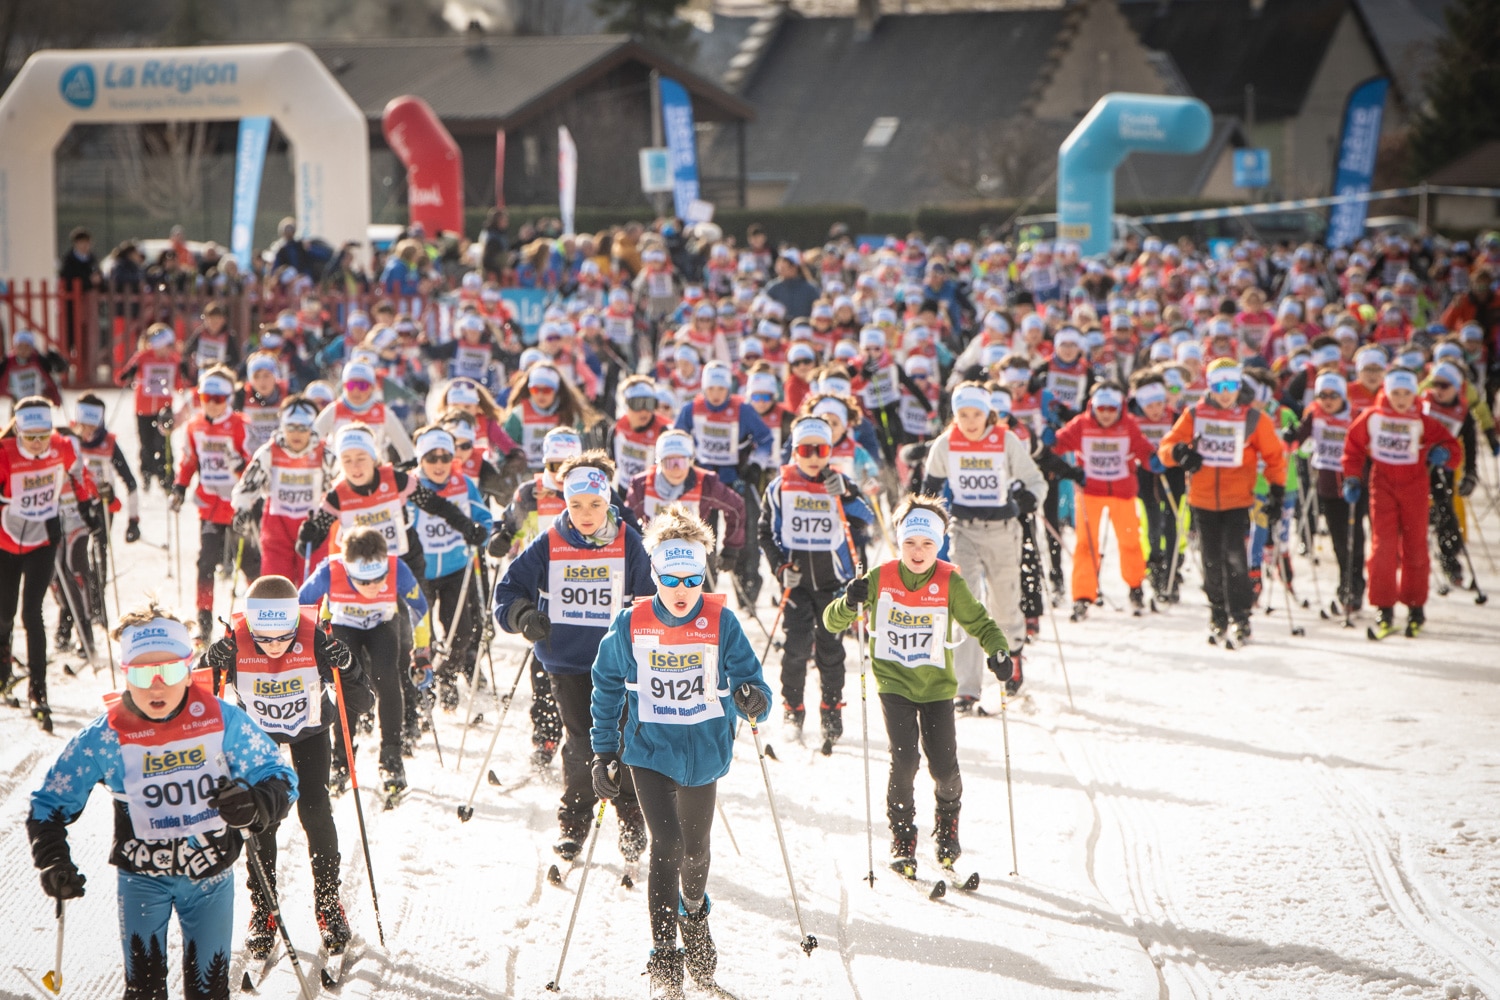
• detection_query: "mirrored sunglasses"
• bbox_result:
[421,451,454,464]
[250,631,298,646]
[658,573,706,589]
[343,379,374,393]
[795,443,832,459]
[625,396,656,412]
[200,393,230,405]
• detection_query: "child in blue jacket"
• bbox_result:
[28,605,297,1000]
[494,450,654,862]
[589,504,771,998]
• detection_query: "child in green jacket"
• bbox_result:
[823,495,1012,878]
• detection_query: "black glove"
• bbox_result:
[1459,472,1478,498]
[1065,466,1087,484]
[39,862,86,900]
[125,517,141,543]
[821,468,847,497]
[168,484,186,512]
[591,753,621,800]
[1171,442,1204,473]
[296,518,323,550]
[1260,485,1285,522]
[843,575,870,605]
[231,508,257,535]
[156,406,174,432]
[79,499,105,534]
[208,778,268,830]
[460,519,489,548]
[511,602,552,643]
[987,649,1014,683]
[202,634,237,671]
[733,682,768,719]
[487,526,513,559]
[1280,424,1300,444]
[781,563,802,591]
[1011,483,1038,517]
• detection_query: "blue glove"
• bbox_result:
[1341,477,1363,504]
[1040,427,1057,447]
[1148,455,1165,474]
[410,648,434,691]
[1427,446,1450,468]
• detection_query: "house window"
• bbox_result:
[863,117,899,148]
[523,135,540,179]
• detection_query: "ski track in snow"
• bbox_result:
[2,388,1500,999]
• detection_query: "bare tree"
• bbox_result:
[109,122,210,222]
[929,115,1057,200]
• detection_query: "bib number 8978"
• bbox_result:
[142,773,219,809]
[650,675,706,702]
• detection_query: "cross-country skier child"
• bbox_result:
[588,504,772,1000]
[1341,367,1460,638]
[231,395,335,586]
[494,451,654,861]
[624,429,747,573]
[299,526,430,798]
[825,495,1014,876]
[202,575,373,959]
[1287,368,1366,613]
[170,366,257,642]
[27,605,296,1000]
[760,414,873,748]
[118,322,188,491]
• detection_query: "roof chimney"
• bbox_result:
[854,0,879,41]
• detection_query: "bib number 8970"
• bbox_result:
[142,773,219,809]
[650,675,705,702]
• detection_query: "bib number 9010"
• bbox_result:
[142,773,220,809]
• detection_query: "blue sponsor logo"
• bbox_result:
[60,64,96,109]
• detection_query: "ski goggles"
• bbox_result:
[124,656,192,687]
[794,443,832,459]
[342,379,374,394]
[199,392,231,405]
[625,395,657,412]
[18,431,52,445]
[749,393,776,405]
[657,573,706,589]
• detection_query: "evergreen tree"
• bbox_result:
[1408,0,1500,178]
[591,0,696,62]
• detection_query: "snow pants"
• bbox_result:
[1193,506,1252,628]
[258,511,325,586]
[879,692,961,837]
[0,543,55,700]
[332,619,403,756]
[1071,493,1145,601]
[1322,491,1368,608]
[780,583,846,711]
[195,519,261,620]
[118,868,234,1000]
[550,671,638,830]
[950,517,1022,700]
[631,765,716,947]
[1368,481,1430,610]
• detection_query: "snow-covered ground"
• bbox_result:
[3,388,1499,1000]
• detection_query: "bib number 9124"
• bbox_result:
[650,675,706,702]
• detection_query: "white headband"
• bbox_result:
[898,508,945,545]
[15,405,53,433]
[120,617,194,665]
[651,538,707,579]
[245,597,300,635]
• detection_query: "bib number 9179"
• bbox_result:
[790,514,833,534]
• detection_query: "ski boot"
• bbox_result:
[1248,567,1263,602]
[312,854,351,954]
[29,692,52,733]
[1404,605,1425,638]
[819,701,844,752]
[328,754,351,796]
[646,944,685,1000]
[933,809,961,867]
[1069,599,1090,623]
[1232,618,1252,647]
[554,816,590,862]
[54,620,75,655]
[954,695,979,715]
[678,896,716,987]
[1369,607,1397,641]
[1208,608,1229,646]
[1049,574,1066,608]
[1128,586,1146,616]
[782,702,806,742]
[1025,617,1040,641]
[357,709,375,736]
[531,737,558,770]
[378,746,407,805]
[890,824,919,878]
[616,800,647,864]
[1005,650,1024,697]
[245,859,279,959]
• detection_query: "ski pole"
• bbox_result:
[41,899,63,994]
[545,792,611,993]
[330,665,387,947]
[1030,516,1074,709]
[1454,518,1490,606]
[1298,486,1328,618]
[999,684,1020,877]
[105,508,125,623]
[458,648,532,821]
[423,547,479,769]
[173,508,184,607]
[1462,492,1496,573]
[457,614,505,769]
[1343,501,1359,628]
[716,799,742,857]
[301,543,312,585]
[746,704,818,956]
[758,586,793,665]
[855,611,876,887]
[214,758,317,1000]
[1158,475,1185,605]
[1092,513,1124,612]
[1273,536,1305,636]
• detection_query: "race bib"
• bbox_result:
[268,466,318,518]
[692,413,739,466]
[633,638,723,726]
[416,506,464,557]
[195,434,237,496]
[546,531,624,626]
[873,595,947,670]
[864,368,900,409]
[1310,420,1346,472]
[112,688,229,842]
[8,368,40,399]
[1046,370,1085,410]
[1368,413,1420,466]
[8,465,63,521]
[237,665,320,737]
[780,483,840,552]
[1192,414,1245,469]
[1082,434,1129,481]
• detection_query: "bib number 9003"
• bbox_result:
[957,474,999,491]
[649,675,706,702]
[142,773,220,809]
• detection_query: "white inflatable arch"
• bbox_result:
[0,43,370,284]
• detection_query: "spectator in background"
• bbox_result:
[380,239,426,297]
[480,208,510,280]
[270,217,318,278]
[57,227,101,292]
[108,241,146,295]
[764,247,819,319]
[146,248,194,295]
[321,242,371,299]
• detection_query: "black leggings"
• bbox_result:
[1322,491,1368,605]
[252,734,339,872]
[631,766,716,946]
[0,544,56,699]
[422,567,481,682]
[879,692,961,835]
[1194,506,1252,627]
[195,520,261,616]
[137,413,169,487]
[332,620,404,754]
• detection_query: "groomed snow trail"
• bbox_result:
[2,389,1497,999]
